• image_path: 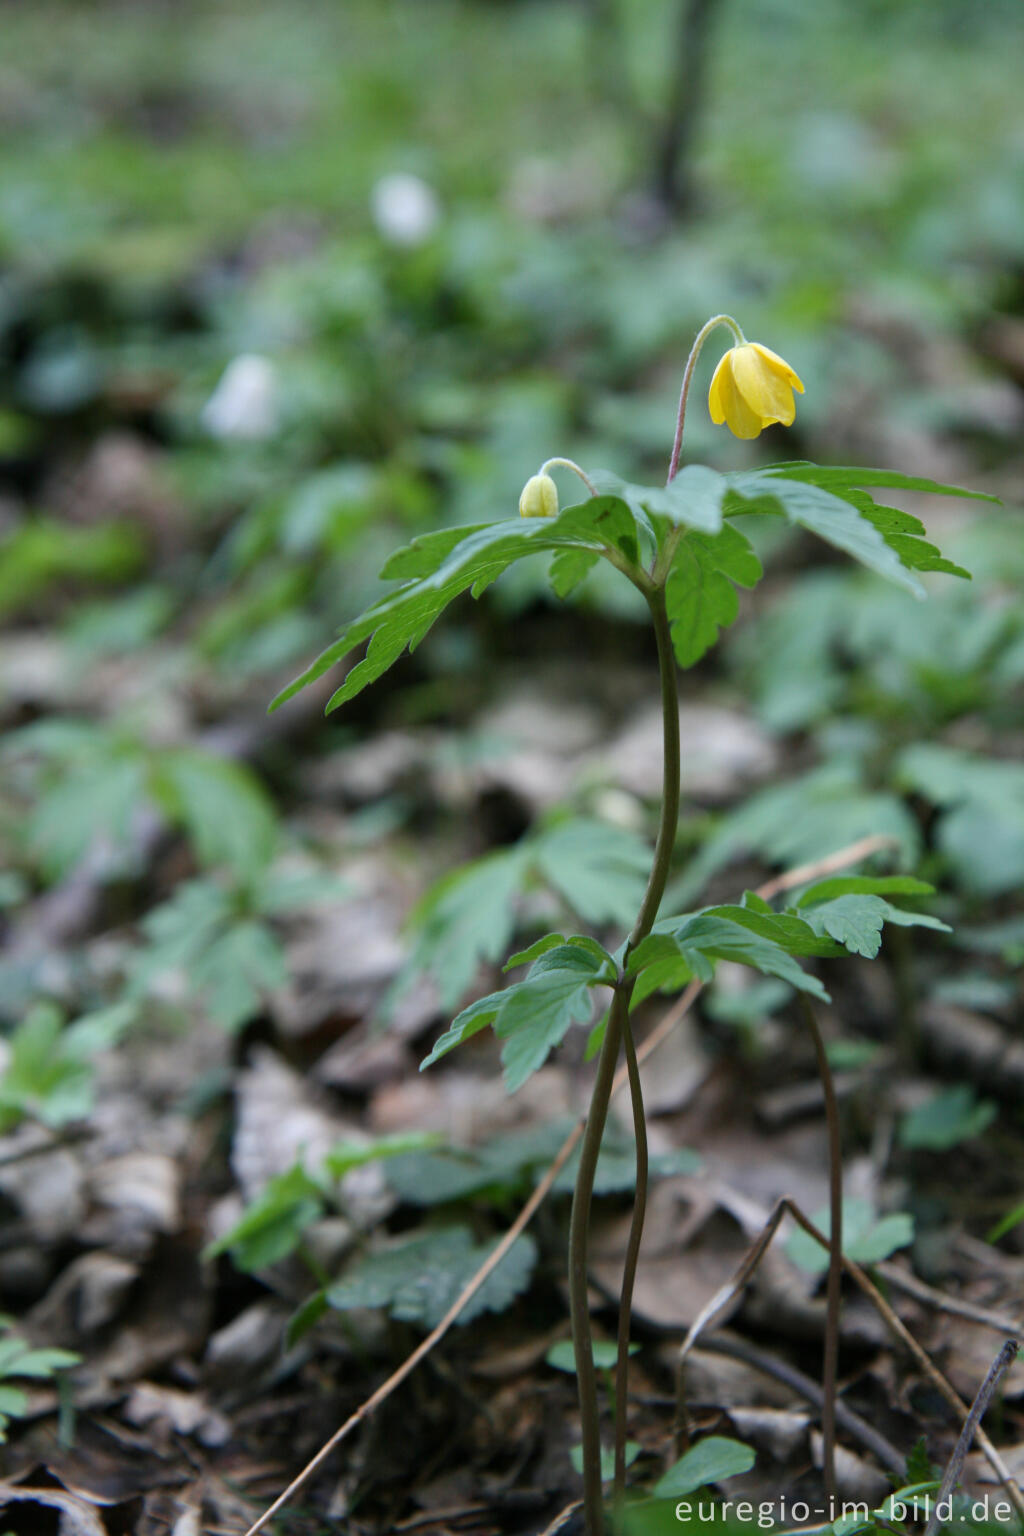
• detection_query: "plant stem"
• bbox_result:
[667,313,745,484]
[613,1010,648,1507]
[568,989,626,1536]
[569,585,681,1536]
[799,994,842,1511]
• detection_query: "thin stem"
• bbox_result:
[613,1011,648,1506]
[666,313,745,484]
[570,584,681,1536]
[541,456,599,497]
[799,995,842,1512]
[568,990,626,1536]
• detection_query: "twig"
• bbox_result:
[697,1334,905,1477]
[876,1262,1022,1336]
[539,1498,584,1536]
[755,834,898,902]
[799,995,843,1507]
[239,835,895,1536]
[923,1337,1020,1536]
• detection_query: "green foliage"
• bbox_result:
[0,1002,134,1132]
[570,1440,641,1481]
[899,744,1024,896]
[422,939,616,1092]
[394,817,650,1009]
[785,1198,914,1274]
[0,1324,79,1443]
[4,723,280,884]
[0,518,144,620]
[325,1227,536,1329]
[665,525,762,667]
[546,1339,640,1374]
[899,1086,997,1151]
[653,1436,756,1499]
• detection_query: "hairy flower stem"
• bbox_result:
[667,313,745,483]
[799,995,843,1508]
[569,585,681,1536]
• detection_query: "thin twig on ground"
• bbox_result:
[923,1337,1020,1536]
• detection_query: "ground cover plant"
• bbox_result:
[1,2,1024,1533]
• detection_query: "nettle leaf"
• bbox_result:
[271,500,646,714]
[326,1227,536,1328]
[665,523,762,667]
[786,1198,914,1274]
[629,915,830,1003]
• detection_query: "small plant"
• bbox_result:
[0,1320,79,1443]
[272,313,986,1533]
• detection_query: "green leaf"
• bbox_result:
[899,1086,996,1151]
[0,1004,94,1130]
[730,473,925,596]
[589,468,726,536]
[550,545,600,599]
[757,462,999,503]
[570,1441,641,1480]
[203,1164,325,1271]
[795,875,936,906]
[785,1199,914,1274]
[419,989,506,1072]
[324,1133,440,1180]
[155,750,278,880]
[398,848,527,1010]
[533,819,651,926]
[665,523,762,667]
[630,916,830,1002]
[653,1436,756,1498]
[494,943,614,1093]
[800,893,949,957]
[546,1339,640,1374]
[326,1227,536,1328]
[271,502,645,714]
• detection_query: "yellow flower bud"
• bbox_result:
[708,342,805,441]
[518,472,559,519]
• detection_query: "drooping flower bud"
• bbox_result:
[518,472,559,519]
[708,342,804,440]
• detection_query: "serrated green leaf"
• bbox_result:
[155,750,278,880]
[631,916,830,1001]
[533,819,651,925]
[494,944,613,1093]
[795,875,935,906]
[653,1436,756,1498]
[419,989,505,1071]
[665,523,762,667]
[271,503,645,714]
[800,893,949,957]
[326,1227,536,1328]
[731,473,925,596]
[397,847,527,1010]
[550,545,600,599]
[757,462,999,503]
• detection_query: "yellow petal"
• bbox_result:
[730,343,796,428]
[750,342,805,394]
[708,349,765,439]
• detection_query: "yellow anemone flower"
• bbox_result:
[708,342,804,440]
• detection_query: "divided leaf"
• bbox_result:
[665,523,762,667]
[325,1227,536,1328]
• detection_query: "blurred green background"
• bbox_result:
[2,0,1024,1149]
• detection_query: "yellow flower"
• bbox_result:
[519,472,559,519]
[708,342,804,440]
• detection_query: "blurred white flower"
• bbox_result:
[371,172,440,247]
[201,354,278,441]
